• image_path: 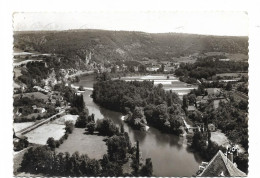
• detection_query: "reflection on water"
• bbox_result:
[75,75,202,176]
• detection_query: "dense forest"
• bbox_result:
[92,79,184,135]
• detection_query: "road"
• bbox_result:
[16,110,65,136]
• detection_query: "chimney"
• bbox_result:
[227,152,233,163]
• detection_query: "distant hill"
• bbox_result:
[13,30,248,63]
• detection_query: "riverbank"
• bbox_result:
[73,76,203,176]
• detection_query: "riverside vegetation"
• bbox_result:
[93,77,184,135]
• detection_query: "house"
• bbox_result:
[44,85,51,92]
[32,105,37,110]
[196,95,209,107]
[187,105,196,113]
[33,86,49,94]
[146,67,160,72]
[208,123,216,132]
[197,150,246,177]
[37,108,46,113]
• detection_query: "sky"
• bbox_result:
[13,11,248,36]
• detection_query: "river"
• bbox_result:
[74,74,202,177]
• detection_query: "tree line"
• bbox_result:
[175,56,248,83]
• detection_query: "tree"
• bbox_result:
[136,140,140,169]
[225,82,232,91]
[55,100,61,107]
[159,64,165,72]
[21,146,54,173]
[96,119,119,136]
[47,137,56,150]
[65,121,74,134]
[100,154,123,176]
[131,140,141,176]
[120,123,125,133]
[87,121,96,134]
[129,66,135,73]
[75,76,80,82]
[140,158,153,176]
[188,94,196,106]
[183,95,189,109]
[138,64,146,73]
[106,135,129,163]
[111,66,117,73]
[239,100,248,111]
[75,112,88,128]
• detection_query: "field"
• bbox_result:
[13,122,35,132]
[24,123,65,145]
[56,128,107,159]
[52,114,79,125]
[121,74,197,97]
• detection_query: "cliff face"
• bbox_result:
[14,30,248,64]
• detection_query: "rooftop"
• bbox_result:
[198,150,246,177]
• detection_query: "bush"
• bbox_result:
[65,121,74,134]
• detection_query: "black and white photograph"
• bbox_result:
[10,11,250,177]
[1,1,259,176]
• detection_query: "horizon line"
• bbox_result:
[13,28,249,37]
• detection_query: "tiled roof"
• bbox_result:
[199,150,246,177]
